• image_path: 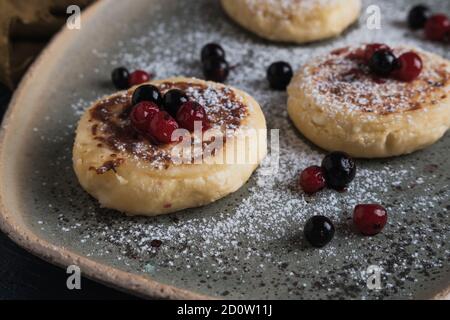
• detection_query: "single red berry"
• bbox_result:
[425,14,450,41]
[129,70,151,87]
[176,101,210,132]
[299,166,326,194]
[149,111,179,144]
[353,204,388,236]
[130,102,160,132]
[392,51,423,82]
[364,43,391,63]
[346,47,366,61]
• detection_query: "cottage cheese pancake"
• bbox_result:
[73,77,267,216]
[221,0,361,43]
[287,46,450,158]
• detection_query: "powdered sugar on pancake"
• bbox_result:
[244,0,340,16]
[53,0,450,299]
[293,45,450,115]
[89,80,248,169]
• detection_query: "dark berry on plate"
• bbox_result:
[299,166,326,194]
[304,216,335,248]
[149,111,179,144]
[267,61,293,90]
[111,67,130,90]
[353,204,388,236]
[151,239,162,248]
[201,43,226,63]
[445,31,450,43]
[368,50,398,77]
[321,152,356,190]
[203,58,230,83]
[364,43,391,62]
[131,84,163,106]
[129,70,151,87]
[163,89,189,117]
[130,101,160,133]
[425,14,450,41]
[392,51,423,82]
[407,5,431,30]
[176,101,210,132]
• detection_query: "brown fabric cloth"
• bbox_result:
[0,0,94,89]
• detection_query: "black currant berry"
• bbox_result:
[203,58,230,83]
[267,61,293,90]
[131,84,163,106]
[304,216,335,248]
[112,67,130,90]
[321,152,357,190]
[163,89,189,117]
[368,50,398,77]
[201,43,226,63]
[407,5,431,30]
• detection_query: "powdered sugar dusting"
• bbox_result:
[244,0,340,17]
[293,45,450,115]
[38,0,450,299]
[89,81,247,169]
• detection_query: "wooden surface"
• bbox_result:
[0,84,136,300]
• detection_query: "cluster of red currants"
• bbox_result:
[128,85,210,144]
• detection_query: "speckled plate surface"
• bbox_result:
[0,0,449,300]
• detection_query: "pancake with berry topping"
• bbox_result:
[287,45,450,158]
[221,0,361,43]
[73,77,267,216]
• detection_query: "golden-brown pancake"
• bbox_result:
[73,77,267,216]
[287,45,450,158]
[221,0,361,43]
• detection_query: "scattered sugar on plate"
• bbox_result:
[39,0,450,299]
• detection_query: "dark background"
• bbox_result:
[0,83,136,300]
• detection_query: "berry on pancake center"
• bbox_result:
[347,44,423,82]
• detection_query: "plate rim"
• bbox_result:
[0,0,213,300]
[0,0,448,300]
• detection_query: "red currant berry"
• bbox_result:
[149,111,179,144]
[392,51,423,82]
[299,166,326,194]
[346,47,366,61]
[353,204,388,236]
[364,43,391,63]
[129,70,151,87]
[425,14,450,41]
[130,102,160,132]
[176,101,210,132]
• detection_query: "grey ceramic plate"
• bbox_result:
[0,0,449,300]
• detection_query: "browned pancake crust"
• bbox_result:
[87,81,248,170]
[298,46,450,115]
